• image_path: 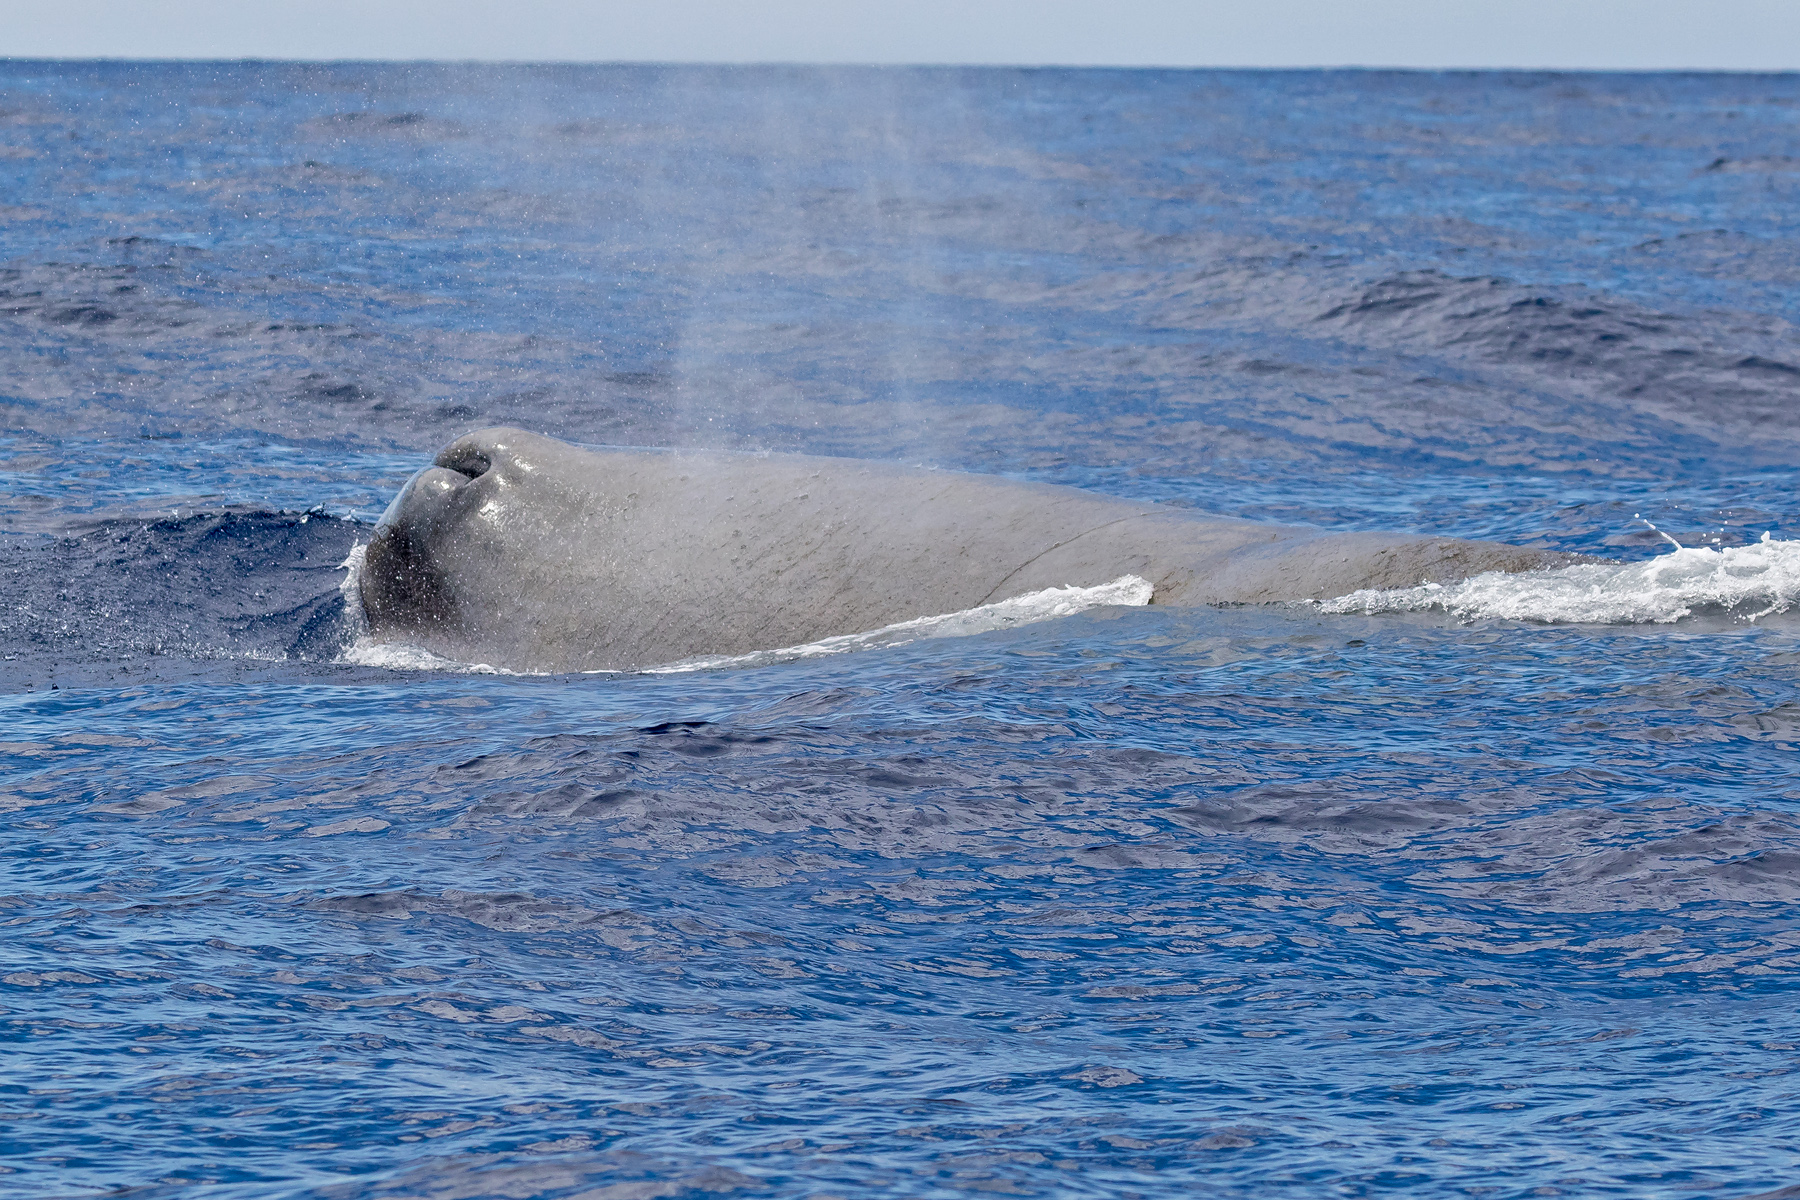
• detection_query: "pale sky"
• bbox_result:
[5,0,1799,69]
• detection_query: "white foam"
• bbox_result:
[337,542,1152,675]
[643,575,1155,673]
[338,543,369,634]
[342,639,506,673]
[1320,533,1800,624]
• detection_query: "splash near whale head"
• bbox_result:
[354,427,1581,673]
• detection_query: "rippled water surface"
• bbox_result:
[4,64,1800,1199]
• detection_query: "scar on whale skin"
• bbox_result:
[358,427,1584,673]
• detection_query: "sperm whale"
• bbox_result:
[357,427,1576,672]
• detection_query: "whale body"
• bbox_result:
[358,427,1576,672]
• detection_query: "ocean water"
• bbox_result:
[4,63,1800,1199]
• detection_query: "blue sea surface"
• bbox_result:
[3,64,1800,1198]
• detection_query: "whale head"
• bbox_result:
[360,427,561,650]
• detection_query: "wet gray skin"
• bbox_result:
[360,427,1583,672]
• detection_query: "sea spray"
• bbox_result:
[1321,534,1800,624]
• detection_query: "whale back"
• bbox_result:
[359,428,1575,672]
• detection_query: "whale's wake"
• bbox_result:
[338,543,1152,673]
[1322,533,1800,624]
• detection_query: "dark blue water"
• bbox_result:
[4,64,1800,1198]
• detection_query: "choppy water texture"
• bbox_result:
[4,64,1800,1199]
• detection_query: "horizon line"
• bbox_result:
[4,57,1799,74]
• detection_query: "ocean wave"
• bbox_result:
[0,510,359,687]
[1321,532,1800,624]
